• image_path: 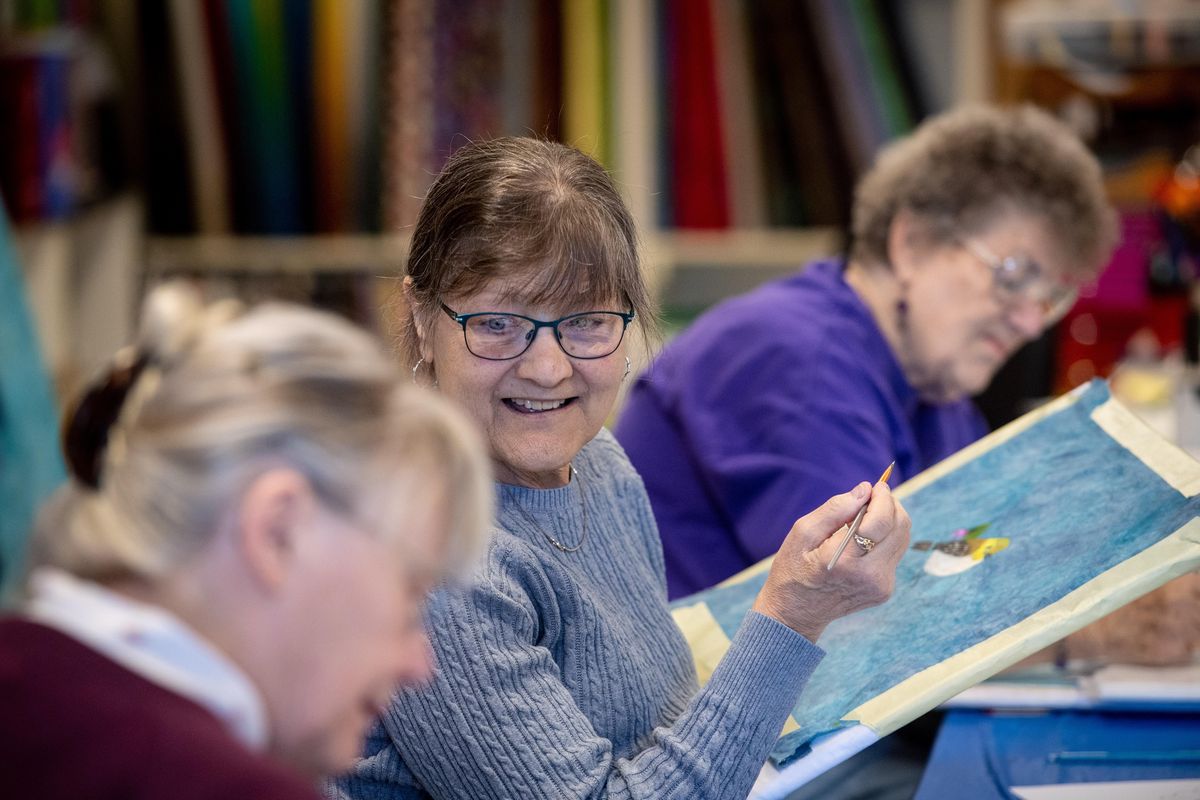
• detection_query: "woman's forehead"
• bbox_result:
[447,272,620,312]
[978,214,1086,280]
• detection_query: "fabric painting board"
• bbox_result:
[669,380,1200,798]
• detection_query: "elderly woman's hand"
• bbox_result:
[751,481,911,642]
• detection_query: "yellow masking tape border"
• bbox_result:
[1091,398,1200,497]
[670,600,801,735]
[670,602,731,685]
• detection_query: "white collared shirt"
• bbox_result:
[24,567,269,750]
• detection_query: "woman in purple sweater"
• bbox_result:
[616,104,1118,600]
[0,285,491,798]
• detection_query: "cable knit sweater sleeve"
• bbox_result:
[331,430,824,800]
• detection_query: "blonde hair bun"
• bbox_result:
[137,282,241,366]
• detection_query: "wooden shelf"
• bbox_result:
[147,227,842,279]
[641,228,842,299]
[647,228,842,269]
[146,234,411,276]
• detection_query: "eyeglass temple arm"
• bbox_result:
[961,238,999,265]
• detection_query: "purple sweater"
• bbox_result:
[615,260,987,598]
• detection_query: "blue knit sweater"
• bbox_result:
[330,429,823,799]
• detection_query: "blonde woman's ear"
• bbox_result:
[236,468,313,592]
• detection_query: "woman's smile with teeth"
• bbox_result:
[508,398,569,413]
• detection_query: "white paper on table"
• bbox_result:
[945,661,1200,711]
[1011,779,1200,800]
[943,678,1093,710]
[1089,663,1200,703]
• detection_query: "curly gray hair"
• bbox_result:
[851,104,1118,277]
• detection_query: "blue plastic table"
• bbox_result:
[914,709,1200,799]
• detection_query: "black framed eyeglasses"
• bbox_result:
[961,239,1078,323]
[441,303,635,361]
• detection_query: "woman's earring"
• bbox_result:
[412,357,439,389]
[623,356,632,380]
[895,282,910,336]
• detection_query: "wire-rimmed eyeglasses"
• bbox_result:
[960,239,1079,323]
[441,303,635,361]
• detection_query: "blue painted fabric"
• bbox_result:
[671,381,1200,765]
[0,206,65,596]
[615,259,987,598]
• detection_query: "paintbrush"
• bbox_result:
[826,462,895,571]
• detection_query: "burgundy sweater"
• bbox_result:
[0,618,320,799]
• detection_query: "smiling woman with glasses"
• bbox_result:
[333,137,913,800]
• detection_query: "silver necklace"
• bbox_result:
[507,465,588,553]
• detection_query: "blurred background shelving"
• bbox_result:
[4,0,1200,428]
[982,0,1200,428]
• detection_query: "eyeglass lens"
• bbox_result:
[984,250,1077,321]
[463,312,627,359]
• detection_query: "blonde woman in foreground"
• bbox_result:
[0,285,492,799]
